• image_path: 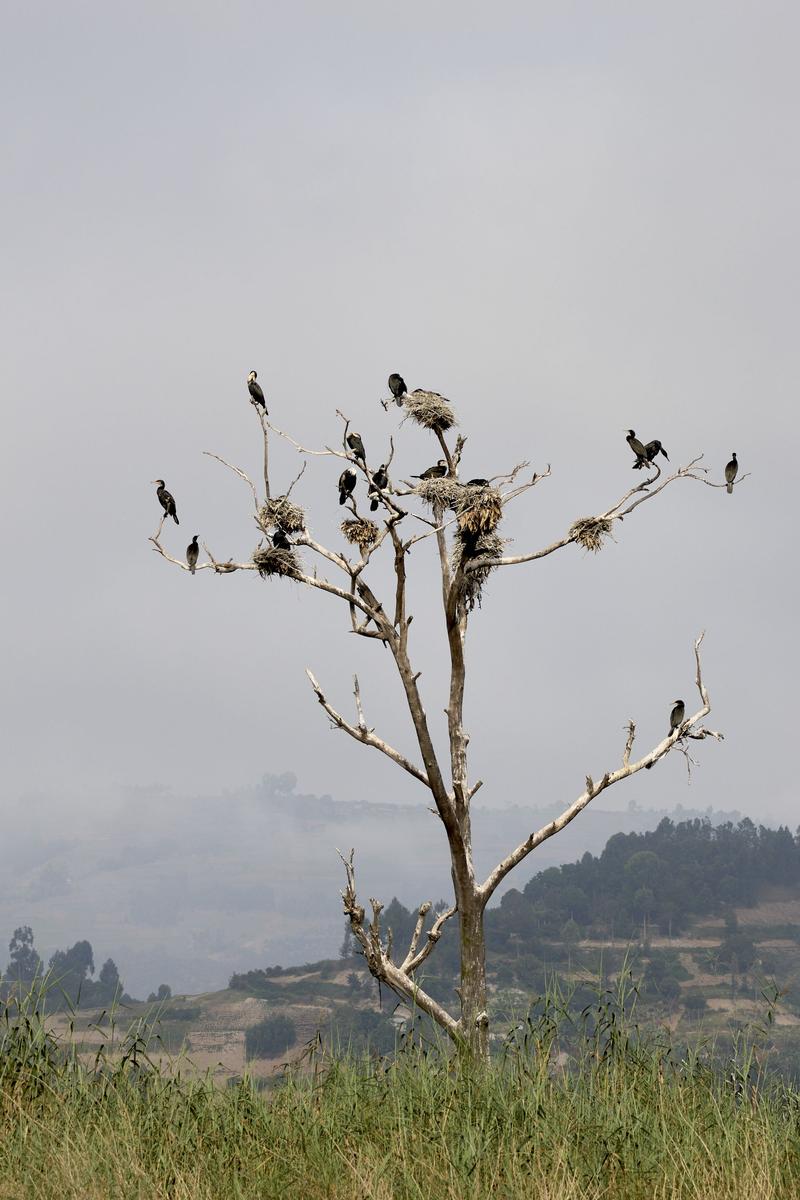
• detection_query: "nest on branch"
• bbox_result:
[252,545,301,580]
[569,515,614,554]
[405,389,456,433]
[456,485,503,537]
[451,531,506,611]
[258,495,306,534]
[340,517,380,552]
[415,477,464,513]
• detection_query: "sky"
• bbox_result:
[2,0,798,854]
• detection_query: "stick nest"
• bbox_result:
[252,545,301,580]
[258,495,306,534]
[405,389,456,432]
[451,532,506,611]
[340,518,380,552]
[415,478,464,513]
[569,516,614,554]
[456,486,503,536]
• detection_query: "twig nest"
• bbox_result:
[340,518,380,552]
[252,545,301,579]
[451,531,506,611]
[569,516,614,554]
[405,389,457,432]
[456,485,503,536]
[258,496,306,534]
[415,478,464,512]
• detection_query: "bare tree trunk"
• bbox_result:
[457,887,489,1059]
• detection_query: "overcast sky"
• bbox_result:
[2,2,798,841]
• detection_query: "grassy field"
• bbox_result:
[2,984,800,1199]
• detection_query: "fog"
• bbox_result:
[1,4,797,990]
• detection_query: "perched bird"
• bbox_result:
[411,460,448,480]
[633,439,670,470]
[625,430,648,468]
[669,700,686,735]
[186,535,199,574]
[272,526,291,550]
[725,452,738,494]
[346,432,366,463]
[247,370,267,412]
[369,464,389,511]
[153,480,179,525]
[464,478,490,487]
[338,468,357,505]
[388,373,407,406]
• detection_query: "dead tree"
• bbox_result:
[150,386,741,1060]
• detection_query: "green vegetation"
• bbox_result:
[493,817,800,945]
[2,980,799,1199]
[245,1013,297,1059]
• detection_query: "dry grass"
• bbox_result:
[569,515,614,554]
[405,389,457,432]
[340,517,380,552]
[252,545,300,579]
[3,985,800,1199]
[257,495,306,534]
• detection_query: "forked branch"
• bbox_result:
[479,633,723,901]
[339,850,461,1040]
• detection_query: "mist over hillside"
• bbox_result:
[0,773,739,996]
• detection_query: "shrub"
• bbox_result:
[245,1014,297,1059]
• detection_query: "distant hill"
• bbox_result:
[0,772,740,996]
[44,816,800,1085]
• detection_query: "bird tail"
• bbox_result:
[189,564,196,575]
[727,482,733,494]
[173,513,180,524]
[395,397,404,407]
[339,492,346,505]
[370,498,378,512]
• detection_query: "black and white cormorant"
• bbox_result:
[153,480,179,525]
[388,374,407,406]
[346,432,366,463]
[186,535,199,574]
[338,468,357,505]
[247,370,268,413]
[272,526,291,550]
[369,465,389,511]
[632,439,669,470]
[625,430,648,468]
[411,460,448,480]
[725,452,738,494]
[669,700,685,735]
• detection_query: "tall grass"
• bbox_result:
[1,976,798,1199]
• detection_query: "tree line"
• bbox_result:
[1,927,172,1009]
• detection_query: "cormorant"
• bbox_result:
[338,468,357,505]
[346,432,366,463]
[388,373,407,406]
[465,478,490,487]
[725,452,738,494]
[411,460,448,480]
[247,370,268,413]
[669,700,685,735]
[625,430,648,468]
[272,526,291,550]
[153,480,179,524]
[369,464,389,511]
[633,440,670,470]
[186,535,199,574]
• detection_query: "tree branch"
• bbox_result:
[468,456,716,571]
[203,452,259,512]
[307,671,430,787]
[479,633,723,901]
[339,850,461,1041]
